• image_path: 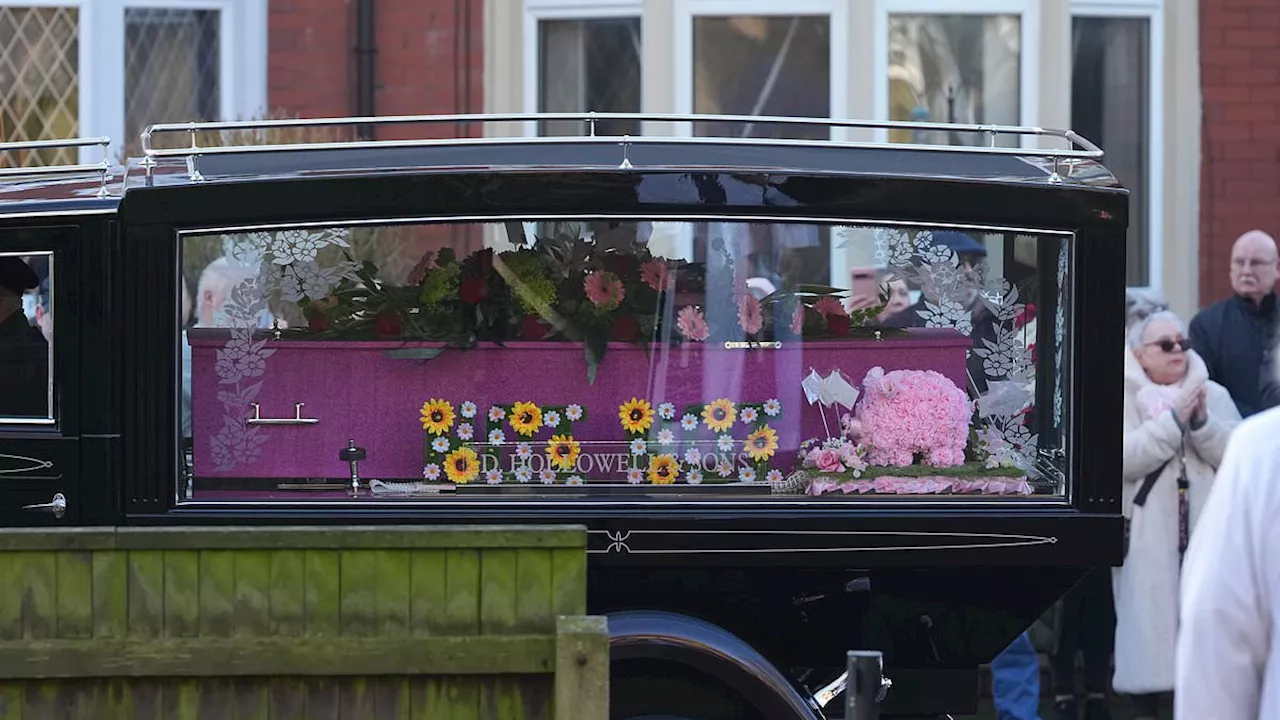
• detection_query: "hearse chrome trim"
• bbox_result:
[177,214,1076,241]
[140,112,1104,182]
[584,529,1058,555]
[0,137,113,198]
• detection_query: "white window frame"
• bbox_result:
[672,0,850,138]
[521,0,644,138]
[871,0,1041,147]
[672,0,850,280]
[4,0,267,162]
[1071,0,1164,293]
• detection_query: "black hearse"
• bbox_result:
[0,114,1125,719]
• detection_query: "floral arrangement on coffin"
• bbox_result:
[282,228,891,382]
[792,366,1034,496]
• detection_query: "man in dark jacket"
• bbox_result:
[1189,229,1279,418]
[0,255,49,417]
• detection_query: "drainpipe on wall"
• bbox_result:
[354,0,377,140]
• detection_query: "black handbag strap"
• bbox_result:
[1133,461,1168,508]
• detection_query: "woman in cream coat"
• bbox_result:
[1116,308,1240,718]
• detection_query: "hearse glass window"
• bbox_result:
[0,252,53,422]
[178,221,1070,502]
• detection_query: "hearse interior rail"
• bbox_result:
[0,113,1127,719]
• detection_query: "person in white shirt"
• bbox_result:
[1175,358,1280,719]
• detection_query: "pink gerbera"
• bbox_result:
[676,306,710,342]
[790,303,805,334]
[814,295,848,318]
[737,294,763,335]
[641,260,669,292]
[584,271,625,310]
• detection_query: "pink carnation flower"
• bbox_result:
[814,295,848,318]
[676,306,710,342]
[584,271,625,309]
[737,294,763,335]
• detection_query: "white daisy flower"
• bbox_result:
[565,475,584,485]
[423,464,441,480]
[565,404,584,421]
[544,410,561,427]
[766,469,783,483]
[680,413,699,431]
[460,401,477,418]
[431,437,450,453]
[763,399,781,416]
[657,428,675,446]
[684,448,702,466]
[717,434,735,452]
[740,407,759,424]
[738,467,757,482]
[488,429,506,445]
[715,460,734,478]
[485,469,504,485]
[539,469,557,484]
[456,422,474,440]
[630,438,648,456]
[686,468,703,485]
[626,468,645,484]
[488,406,506,422]
[514,467,533,483]
[658,402,676,420]
[515,442,533,459]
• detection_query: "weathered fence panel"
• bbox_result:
[0,525,606,719]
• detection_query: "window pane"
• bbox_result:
[888,14,1021,147]
[179,221,1070,504]
[1,251,52,420]
[1072,17,1150,288]
[124,8,221,155]
[538,18,641,137]
[692,15,830,139]
[0,7,79,167]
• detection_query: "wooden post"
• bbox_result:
[554,615,609,720]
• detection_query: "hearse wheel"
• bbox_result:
[611,658,769,720]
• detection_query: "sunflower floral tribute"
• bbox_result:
[419,394,786,486]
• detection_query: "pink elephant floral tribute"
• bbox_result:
[796,367,1032,497]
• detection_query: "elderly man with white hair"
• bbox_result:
[1189,229,1280,418]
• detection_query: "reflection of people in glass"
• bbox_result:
[0,256,49,417]
[881,230,999,393]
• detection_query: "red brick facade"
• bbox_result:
[1199,0,1280,305]
[267,0,485,264]
[268,0,483,136]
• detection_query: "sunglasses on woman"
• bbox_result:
[1146,338,1191,353]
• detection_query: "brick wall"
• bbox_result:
[267,0,486,261]
[1199,0,1280,307]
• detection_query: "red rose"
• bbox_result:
[374,311,403,338]
[459,276,487,304]
[611,314,641,342]
[826,314,851,337]
[519,315,548,341]
[602,253,636,277]
[307,314,330,332]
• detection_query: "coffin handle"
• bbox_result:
[246,402,320,425]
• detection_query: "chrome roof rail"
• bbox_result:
[139,112,1105,183]
[0,137,113,198]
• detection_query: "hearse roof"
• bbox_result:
[0,113,1124,215]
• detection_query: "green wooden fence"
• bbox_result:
[0,525,607,719]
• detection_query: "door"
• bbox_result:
[0,223,81,525]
